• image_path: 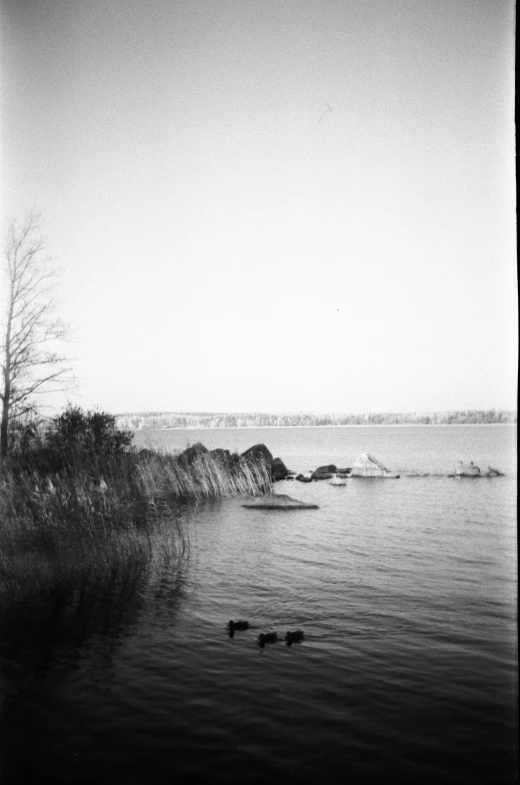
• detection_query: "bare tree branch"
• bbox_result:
[1,211,74,457]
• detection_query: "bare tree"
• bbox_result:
[1,211,72,458]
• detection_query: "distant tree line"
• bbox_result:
[115,409,517,431]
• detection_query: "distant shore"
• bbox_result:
[129,422,516,431]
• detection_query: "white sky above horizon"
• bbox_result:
[1,0,517,415]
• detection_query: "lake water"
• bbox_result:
[0,426,517,784]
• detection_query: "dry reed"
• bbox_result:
[0,448,271,595]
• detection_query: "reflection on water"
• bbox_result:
[0,540,188,785]
[0,427,517,784]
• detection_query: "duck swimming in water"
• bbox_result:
[258,632,278,648]
[285,630,304,646]
[227,619,250,637]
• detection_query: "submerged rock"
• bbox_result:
[242,494,319,510]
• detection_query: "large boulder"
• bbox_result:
[209,448,232,465]
[179,442,208,464]
[311,464,337,480]
[351,453,398,478]
[241,444,274,465]
[271,457,290,481]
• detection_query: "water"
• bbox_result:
[0,426,517,783]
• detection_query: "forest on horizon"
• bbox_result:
[115,410,516,431]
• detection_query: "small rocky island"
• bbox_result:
[172,442,503,486]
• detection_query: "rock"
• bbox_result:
[454,461,480,477]
[241,443,274,465]
[209,448,232,465]
[242,494,319,510]
[350,453,399,478]
[311,464,337,480]
[271,457,290,481]
[295,474,312,483]
[178,442,208,464]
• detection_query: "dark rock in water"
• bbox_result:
[336,467,351,475]
[271,456,290,481]
[311,464,337,480]
[242,494,319,510]
[179,442,208,464]
[296,474,312,483]
[316,464,337,474]
[241,444,274,465]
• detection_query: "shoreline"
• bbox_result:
[130,423,516,432]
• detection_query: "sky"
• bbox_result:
[0,0,516,415]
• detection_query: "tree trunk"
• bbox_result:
[0,395,8,458]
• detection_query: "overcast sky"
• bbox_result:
[1,0,516,414]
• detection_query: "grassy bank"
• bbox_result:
[0,448,271,595]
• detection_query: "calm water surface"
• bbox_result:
[0,426,517,783]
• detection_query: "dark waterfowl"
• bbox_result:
[258,631,278,648]
[285,630,304,646]
[227,619,250,637]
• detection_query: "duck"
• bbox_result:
[258,631,278,648]
[227,619,250,637]
[285,630,304,646]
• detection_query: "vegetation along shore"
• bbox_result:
[0,407,271,597]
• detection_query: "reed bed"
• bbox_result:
[0,448,271,595]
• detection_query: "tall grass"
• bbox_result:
[0,449,271,595]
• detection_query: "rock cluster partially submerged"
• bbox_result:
[175,443,504,485]
[451,462,504,478]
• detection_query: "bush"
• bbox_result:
[8,405,134,474]
[49,405,133,456]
